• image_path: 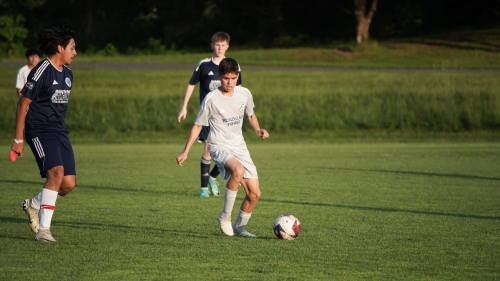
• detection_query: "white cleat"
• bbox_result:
[21,199,39,233]
[234,230,257,238]
[34,229,57,243]
[217,212,234,236]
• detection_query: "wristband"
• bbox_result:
[14,139,23,144]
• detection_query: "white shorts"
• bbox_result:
[209,145,258,181]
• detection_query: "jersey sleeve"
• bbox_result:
[237,64,243,85]
[189,59,207,85]
[245,90,255,116]
[21,68,47,101]
[194,97,210,126]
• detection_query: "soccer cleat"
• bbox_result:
[234,230,257,238]
[208,177,220,196]
[34,229,56,243]
[199,188,210,197]
[217,212,234,236]
[21,199,39,233]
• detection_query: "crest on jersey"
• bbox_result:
[65,77,71,87]
[239,103,246,113]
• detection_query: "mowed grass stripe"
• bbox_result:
[0,143,499,280]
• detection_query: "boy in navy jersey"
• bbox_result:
[177,32,242,198]
[11,21,77,243]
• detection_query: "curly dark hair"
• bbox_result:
[218,58,239,75]
[37,21,76,56]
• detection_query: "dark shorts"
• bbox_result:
[25,132,76,178]
[197,125,210,142]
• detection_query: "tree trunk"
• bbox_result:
[354,0,378,45]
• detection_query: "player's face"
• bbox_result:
[219,72,239,93]
[61,38,77,65]
[211,40,229,57]
[28,54,40,67]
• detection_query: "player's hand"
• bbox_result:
[177,108,187,122]
[257,129,269,139]
[176,151,188,166]
[11,142,24,157]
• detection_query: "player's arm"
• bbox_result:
[177,84,196,122]
[16,88,22,98]
[176,124,203,166]
[247,114,269,139]
[11,96,32,156]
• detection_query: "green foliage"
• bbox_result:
[0,15,28,57]
[97,43,120,56]
[0,143,499,280]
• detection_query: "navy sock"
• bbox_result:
[210,165,220,178]
[201,158,211,188]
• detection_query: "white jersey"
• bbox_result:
[195,85,255,148]
[16,65,30,89]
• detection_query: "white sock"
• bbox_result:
[30,192,42,210]
[39,189,58,230]
[233,209,252,233]
[221,188,237,219]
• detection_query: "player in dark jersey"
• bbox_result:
[11,21,77,243]
[177,32,242,198]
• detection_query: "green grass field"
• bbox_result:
[1,142,499,280]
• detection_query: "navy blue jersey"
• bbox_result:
[189,57,242,104]
[22,58,73,134]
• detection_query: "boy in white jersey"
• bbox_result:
[176,58,269,238]
[16,48,41,98]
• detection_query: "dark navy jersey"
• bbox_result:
[189,57,242,104]
[22,58,73,134]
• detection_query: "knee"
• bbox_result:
[247,189,261,202]
[59,177,76,196]
[47,166,64,180]
[232,166,245,181]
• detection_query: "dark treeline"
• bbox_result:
[1,0,499,54]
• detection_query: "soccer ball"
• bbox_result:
[273,214,301,240]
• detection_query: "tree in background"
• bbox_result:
[353,0,379,45]
[0,15,28,57]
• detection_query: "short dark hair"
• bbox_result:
[218,58,239,75]
[25,48,41,58]
[211,32,230,44]
[37,21,76,56]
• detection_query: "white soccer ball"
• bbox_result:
[273,214,301,240]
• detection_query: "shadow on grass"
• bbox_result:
[4,179,498,222]
[0,179,189,196]
[260,198,500,221]
[323,167,500,181]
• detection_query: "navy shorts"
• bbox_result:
[25,132,76,178]
[197,125,210,142]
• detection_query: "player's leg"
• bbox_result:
[233,178,261,238]
[58,135,77,197]
[198,127,211,197]
[22,134,59,235]
[217,157,245,236]
[205,141,220,196]
[35,165,64,242]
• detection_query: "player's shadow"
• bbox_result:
[0,179,190,196]
[260,198,500,221]
[323,167,500,182]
